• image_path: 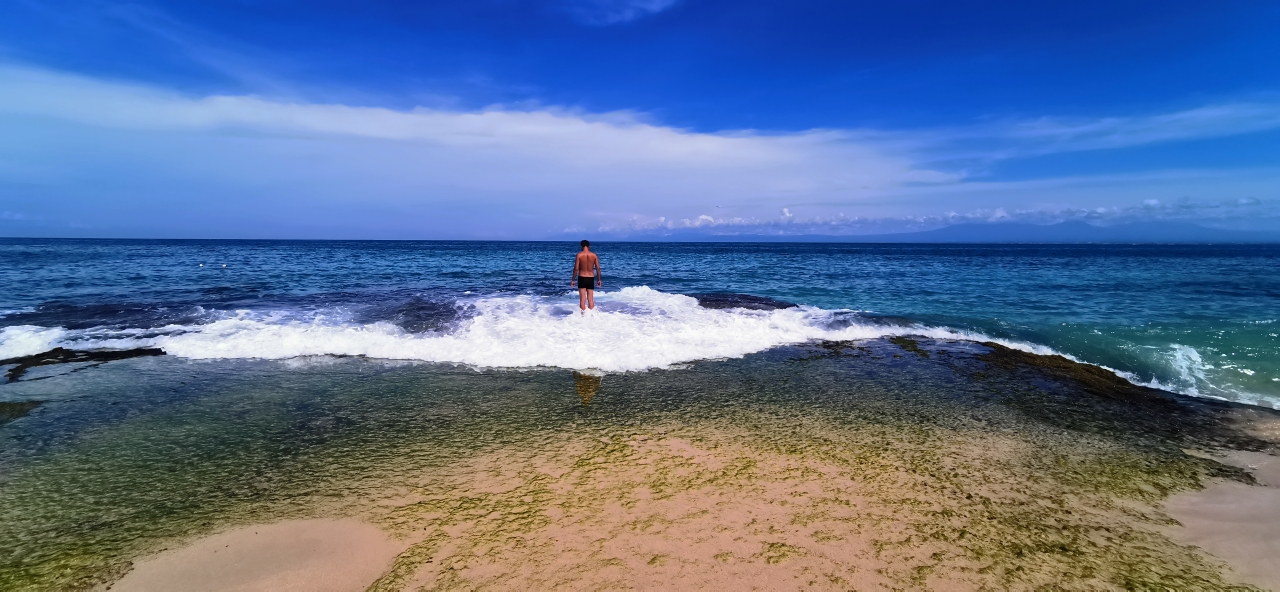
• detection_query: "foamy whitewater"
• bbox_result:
[2,240,1277,407]
[0,287,1058,373]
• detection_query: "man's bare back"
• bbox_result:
[572,240,601,311]
[575,252,598,277]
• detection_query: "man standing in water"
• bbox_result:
[572,240,602,312]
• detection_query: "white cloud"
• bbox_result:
[912,101,1280,163]
[0,65,912,172]
[0,64,958,237]
[1,63,1278,238]
[1005,102,1280,152]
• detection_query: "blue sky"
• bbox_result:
[1,0,1279,238]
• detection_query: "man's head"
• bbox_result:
[580,239,590,250]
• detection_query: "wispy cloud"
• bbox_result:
[560,0,679,25]
[1,63,1277,238]
[5,65,1274,170]
[1002,102,1280,152]
[0,63,950,180]
[891,100,1280,165]
[0,63,952,237]
[55,2,296,95]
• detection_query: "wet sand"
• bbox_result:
[1166,448,1280,590]
[112,519,405,592]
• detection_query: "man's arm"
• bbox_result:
[571,255,579,286]
[593,256,602,286]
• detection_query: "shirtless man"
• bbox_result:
[571,240,602,311]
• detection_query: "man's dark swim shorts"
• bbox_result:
[577,276,596,290]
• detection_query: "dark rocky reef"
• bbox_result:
[0,347,165,383]
[689,293,798,311]
[821,336,1280,458]
[964,341,1277,454]
[977,343,1165,402]
[355,296,469,333]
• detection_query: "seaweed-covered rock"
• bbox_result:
[966,341,1277,453]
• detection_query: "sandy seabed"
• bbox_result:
[2,338,1278,591]
[114,415,1280,591]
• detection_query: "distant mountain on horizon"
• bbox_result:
[621,221,1280,243]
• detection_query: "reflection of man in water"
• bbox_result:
[574,371,601,405]
[571,240,602,312]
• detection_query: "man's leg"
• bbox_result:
[587,289,595,310]
[579,288,587,311]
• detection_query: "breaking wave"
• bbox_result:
[1,286,1272,407]
[1,287,1054,372]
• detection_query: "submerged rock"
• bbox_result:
[966,341,1276,453]
[889,336,930,358]
[0,347,165,383]
[688,293,798,311]
[355,296,469,333]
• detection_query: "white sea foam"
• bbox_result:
[1162,344,1210,396]
[147,286,1027,371]
[0,287,1047,372]
[0,325,65,359]
[2,287,1272,406]
[1109,343,1280,407]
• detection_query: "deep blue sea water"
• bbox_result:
[2,239,1277,406]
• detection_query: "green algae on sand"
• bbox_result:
[0,400,40,425]
[0,338,1275,590]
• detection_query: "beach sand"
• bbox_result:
[1165,446,1280,590]
[114,432,1280,592]
[111,519,405,592]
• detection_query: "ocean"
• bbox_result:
[8,333,1248,589]
[2,238,1279,588]
[2,239,1277,405]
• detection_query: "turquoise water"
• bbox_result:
[1,239,1277,405]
